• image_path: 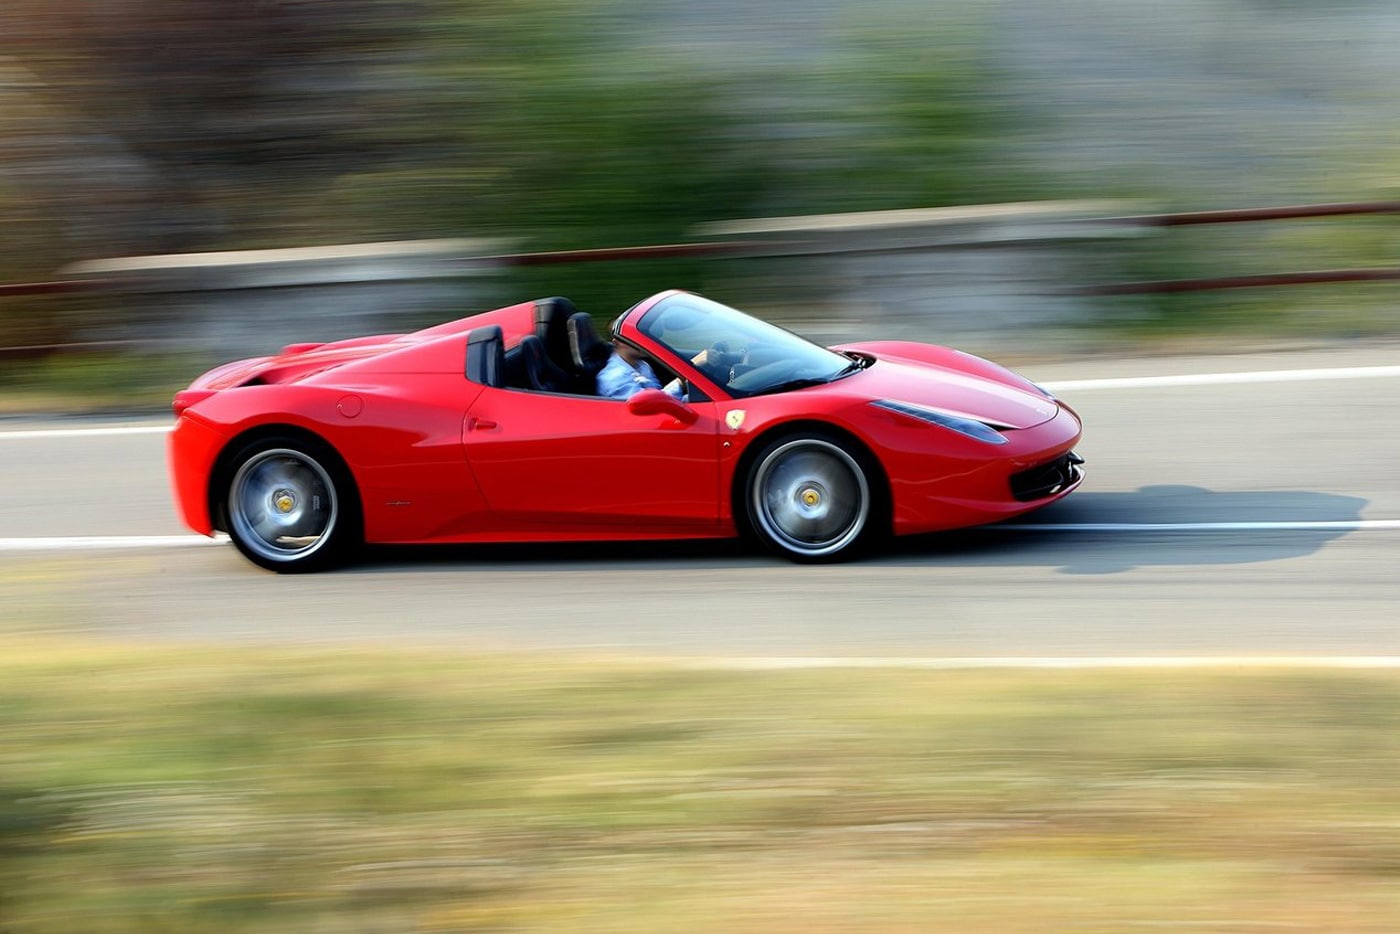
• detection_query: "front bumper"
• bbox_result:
[885,407,1084,536]
[1011,450,1085,502]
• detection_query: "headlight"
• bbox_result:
[870,400,1009,445]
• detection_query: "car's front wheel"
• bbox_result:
[224,437,359,573]
[744,433,876,562]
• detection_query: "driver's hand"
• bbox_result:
[690,348,710,366]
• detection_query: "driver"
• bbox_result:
[596,340,718,401]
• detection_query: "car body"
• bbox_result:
[168,290,1083,571]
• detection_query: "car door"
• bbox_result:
[462,386,723,535]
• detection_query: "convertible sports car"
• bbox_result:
[168,291,1083,571]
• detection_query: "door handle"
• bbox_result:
[466,416,498,432]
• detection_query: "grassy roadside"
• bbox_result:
[5,639,1400,932]
[0,352,209,417]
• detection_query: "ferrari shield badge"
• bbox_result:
[725,409,746,431]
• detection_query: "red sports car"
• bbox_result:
[169,290,1083,571]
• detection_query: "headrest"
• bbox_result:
[566,312,611,370]
[465,325,505,386]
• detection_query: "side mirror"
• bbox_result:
[627,388,698,425]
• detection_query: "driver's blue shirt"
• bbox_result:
[597,351,684,401]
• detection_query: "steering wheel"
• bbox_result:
[697,341,745,383]
[727,358,802,394]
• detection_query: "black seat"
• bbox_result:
[534,297,581,376]
[517,334,571,392]
[501,341,527,389]
[567,312,613,393]
[465,325,505,387]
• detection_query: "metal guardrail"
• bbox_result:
[1082,267,1400,296]
[1115,200,1400,227]
[3,200,1399,353]
[1083,200,1400,295]
[0,278,124,297]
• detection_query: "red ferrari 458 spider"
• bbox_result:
[168,290,1083,571]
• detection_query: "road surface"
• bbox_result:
[3,343,1399,658]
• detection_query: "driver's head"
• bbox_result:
[613,339,644,366]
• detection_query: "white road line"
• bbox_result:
[0,424,170,440]
[1042,364,1400,392]
[0,535,224,551]
[705,657,1400,671]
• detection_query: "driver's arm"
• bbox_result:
[689,347,734,385]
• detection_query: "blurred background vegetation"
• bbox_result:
[3,0,1400,404]
[0,1,1020,303]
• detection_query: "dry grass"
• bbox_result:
[4,639,1400,931]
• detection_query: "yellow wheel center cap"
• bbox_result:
[275,494,295,514]
[802,489,821,507]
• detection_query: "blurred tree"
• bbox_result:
[725,18,1031,216]
[0,0,442,254]
[0,0,1030,315]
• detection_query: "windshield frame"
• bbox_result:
[628,292,857,399]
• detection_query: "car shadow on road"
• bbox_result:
[349,485,1368,576]
[354,537,754,573]
[891,485,1370,574]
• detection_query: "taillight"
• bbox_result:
[172,389,215,417]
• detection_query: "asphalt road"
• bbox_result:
[4,343,1399,657]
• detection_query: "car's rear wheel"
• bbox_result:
[745,433,874,562]
[224,437,358,573]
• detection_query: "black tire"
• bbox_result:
[222,436,360,573]
[743,432,877,562]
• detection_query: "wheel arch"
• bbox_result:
[730,418,892,541]
[208,423,361,536]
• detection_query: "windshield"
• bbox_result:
[636,294,858,398]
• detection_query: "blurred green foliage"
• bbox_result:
[0,0,1026,333]
[0,351,214,414]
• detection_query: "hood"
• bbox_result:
[847,357,1059,430]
